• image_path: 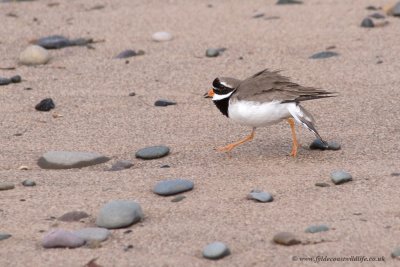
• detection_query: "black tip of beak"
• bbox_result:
[204,92,212,98]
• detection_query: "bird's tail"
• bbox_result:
[287,104,328,147]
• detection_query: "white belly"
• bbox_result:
[228,99,294,127]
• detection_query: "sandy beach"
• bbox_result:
[1,0,400,266]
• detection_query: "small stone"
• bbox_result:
[160,164,170,168]
[36,35,71,49]
[391,172,400,177]
[114,49,145,59]
[252,12,265,18]
[202,242,231,260]
[18,165,29,170]
[10,75,22,83]
[326,45,336,50]
[124,244,134,251]
[96,200,144,229]
[366,5,379,11]
[205,48,220,57]
[58,211,89,222]
[22,179,36,187]
[309,51,339,59]
[19,45,50,65]
[135,145,170,160]
[305,225,330,233]
[273,232,301,246]
[247,190,273,202]
[0,182,15,191]
[391,247,400,259]
[38,151,110,169]
[369,13,386,19]
[361,17,374,28]
[393,2,400,16]
[276,0,302,4]
[315,182,330,187]
[310,139,340,151]
[0,77,11,86]
[330,170,353,185]
[35,98,55,112]
[107,160,133,171]
[73,227,110,242]
[0,233,12,241]
[327,141,341,150]
[42,229,85,248]
[128,92,136,96]
[171,195,186,202]
[154,99,177,107]
[153,179,194,196]
[152,31,173,42]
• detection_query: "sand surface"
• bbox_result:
[1,0,400,266]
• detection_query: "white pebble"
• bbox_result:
[152,31,173,42]
[19,45,50,65]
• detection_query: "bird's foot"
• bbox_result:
[216,144,235,152]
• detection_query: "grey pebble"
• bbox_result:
[252,12,265,18]
[0,182,15,191]
[315,182,330,187]
[22,179,36,187]
[247,190,273,202]
[10,75,22,83]
[114,49,145,59]
[276,0,302,4]
[206,48,220,57]
[0,233,12,241]
[273,232,301,246]
[171,195,186,202]
[361,17,374,28]
[369,13,385,19]
[391,172,400,177]
[128,92,136,96]
[73,227,110,242]
[38,151,110,169]
[36,35,70,49]
[42,229,85,248]
[58,211,89,222]
[154,99,177,107]
[366,5,379,11]
[0,77,11,86]
[309,51,339,59]
[96,200,143,229]
[331,170,352,185]
[153,179,194,196]
[202,242,231,260]
[309,139,341,151]
[135,145,170,160]
[391,247,400,258]
[393,2,400,16]
[108,160,133,171]
[35,98,55,112]
[305,224,330,233]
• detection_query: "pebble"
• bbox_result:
[154,99,177,107]
[135,145,170,160]
[10,75,22,83]
[73,227,110,242]
[128,92,136,96]
[35,98,55,111]
[309,51,339,59]
[202,242,231,260]
[96,200,144,229]
[19,45,50,65]
[330,170,352,185]
[252,12,265,19]
[42,229,85,248]
[0,77,11,86]
[0,233,12,241]
[369,13,386,19]
[205,48,220,57]
[153,179,194,196]
[152,31,173,42]
[391,247,400,259]
[107,160,134,171]
[361,17,374,28]
[58,211,89,222]
[0,182,15,191]
[35,35,93,49]
[171,195,186,202]
[22,179,36,187]
[273,232,301,246]
[305,224,330,233]
[38,151,110,169]
[315,182,330,187]
[247,190,273,203]
[309,139,341,150]
[393,2,400,16]
[276,0,303,4]
[391,172,400,177]
[19,165,29,170]
[114,49,145,59]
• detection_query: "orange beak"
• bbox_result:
[204,88,214,98]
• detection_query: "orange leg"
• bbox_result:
[287,118,298,157]
[217,128,256,152]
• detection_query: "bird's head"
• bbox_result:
[204,77,241,100]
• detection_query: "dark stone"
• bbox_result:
[0,77,11,86]
[369,13,385,19]
[10,75,22,83]
[36,35,71,49]
[58,211,90,222]
[108,160,133,171]
[22,179,36,186]
[310,139,340,151]
[153,179,194,196]
[160,164,170,168]
[391,172,400,177]
[309,51,339,59]
[69,38,93,46]
[154,99,177,107]
[361,18,374,28]
[276,0,302,4]
[128,92,136,96]
[35,98,55,111]
[114,49,145,59]
[315,182,330,187]
[135,146,170,160]
[366,6,379,11]
[252,13,265,18]
[393,2,400,16]
[171,195,186,202]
